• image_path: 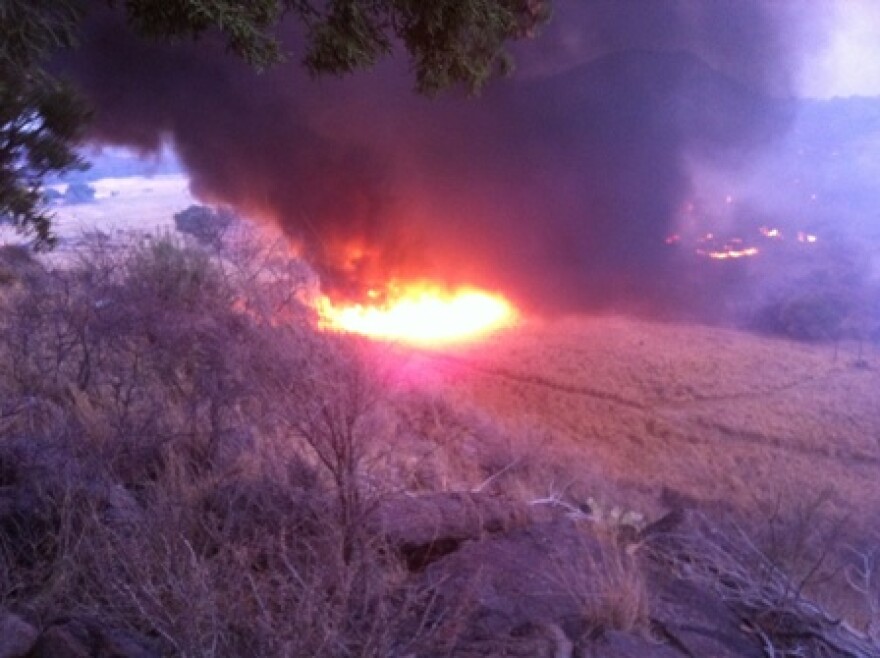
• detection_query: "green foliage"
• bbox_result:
[0,0,551,248]
[300,0,550,94]
[118,0,286,69]
[0,0,91,248]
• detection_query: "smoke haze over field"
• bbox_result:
[62,1,860,316]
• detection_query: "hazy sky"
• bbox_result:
[800,0,880,98]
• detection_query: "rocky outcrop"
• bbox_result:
[384,494,879,658]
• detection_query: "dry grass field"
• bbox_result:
[8,181,877,531]
[51,175,193,232]
[405,315,880,530]
[0,174,193,258]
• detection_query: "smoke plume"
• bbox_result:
[61,1,832,316]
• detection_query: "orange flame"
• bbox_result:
[696,246,760,260]
[318,282,518,346]
[706,246,759,260]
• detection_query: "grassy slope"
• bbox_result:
[420,315,880,525]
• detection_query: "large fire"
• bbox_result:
[318,282,518,346]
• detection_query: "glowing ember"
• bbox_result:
[797,231,818,243]
[760,226,782,239]
[698,246,760,260]
[318,284,518,345]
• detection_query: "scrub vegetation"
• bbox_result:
[0,237,877,657]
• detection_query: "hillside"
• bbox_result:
[1,239,879,657]
[3,156,880,656]
[422,316,880,524]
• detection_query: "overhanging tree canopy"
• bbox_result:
[0,0,550,247]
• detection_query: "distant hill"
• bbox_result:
[51,145,183,184]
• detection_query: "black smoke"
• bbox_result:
[59,1,831,316]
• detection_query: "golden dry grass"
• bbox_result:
[406,315,880,526]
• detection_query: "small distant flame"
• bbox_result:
[700,246,760,260]
[670,225,819,263]
[318,282,517,346]
[797,231,818,244]
[760,226,782,239]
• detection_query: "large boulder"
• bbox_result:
[413,516,639,657]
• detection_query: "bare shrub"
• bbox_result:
[751,244,880,345]
[751,488,850,607]
[0,234,447,655]
[644,511,880,657]
[845,542,880,644]
[0,244,43,287]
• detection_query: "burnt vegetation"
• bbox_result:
[0,237,877,657]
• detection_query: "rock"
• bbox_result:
[31,621,91,658]
[0,611,38,658]
[94,628,159,658]
[375,492,529,570]
[412,509,769,658]
[638,508,686,541]
[31,619,159,658]
[580,631,680,657]
[648,577,763,658]
[420,621,565,658]
[416,517,610,653]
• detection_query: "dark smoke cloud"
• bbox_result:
[60,1,831,316]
